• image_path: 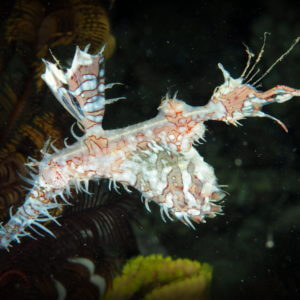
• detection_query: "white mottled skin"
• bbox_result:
[1,46,300,250]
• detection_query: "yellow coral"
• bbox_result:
[104,255,212,300]
[144,276,210,300]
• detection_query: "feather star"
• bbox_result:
[0,39,300,250]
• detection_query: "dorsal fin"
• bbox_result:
[41,46,106,130]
